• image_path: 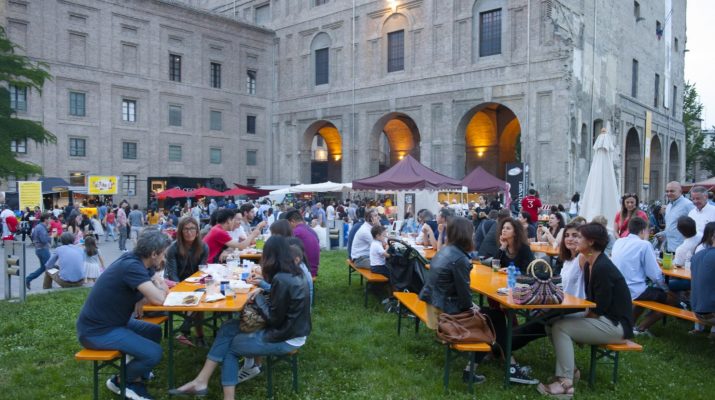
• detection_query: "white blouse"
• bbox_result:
[560,257,585,299]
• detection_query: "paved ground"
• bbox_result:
[1,235,134,301]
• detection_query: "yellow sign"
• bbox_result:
[88,176,118,195]
[643,111,652,186]
[18,181,43,211]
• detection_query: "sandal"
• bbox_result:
[546,368,580,385]
[537,379,574,399]
[176,334,195,347]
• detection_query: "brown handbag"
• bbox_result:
[436,306,497,344]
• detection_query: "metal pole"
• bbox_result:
[20,241,26,301]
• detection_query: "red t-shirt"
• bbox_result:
[49,220,63,235]
[105,212,115,224]
[521,195,542,222]
[203,225,232,263]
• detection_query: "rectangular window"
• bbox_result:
[210,62,221,88]
[69,138,86,157]
[479,9,502,57]
[122,99,136,122]
[654,73,660,107]
[634,1,640,18]
[246,150,257,166]
[315,48,329,85]
[69,172,86,186]
[210,110,222,131]
[672,85,677,117]
[246,178,256,186]
[387,30,405,73]
[169,105,182,127]
[631,59,638,98]
[122,175,136,196]
[210,148,222,164]
[9,85,27,112]
[169,53,182,82]
[6,175,17,192]
[168,144,182,161]
[69,91,86,116]
[247,70,256,94]
[122,141,137,160]
[11,138,27,154]
[255,4,270,25]
[315,0,328,5]
[317,136,324,146]
[247,115,256,134]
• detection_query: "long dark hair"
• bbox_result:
[497,217,529,252]
[270,219,293,237]
[84,235,98,257]
[699,222,715,250]
[261,236,301,283]
[620,193,640,220]
[559,222,582,262]
[571,192,580,203]
[549,212,565,236]
[176,217,204,265]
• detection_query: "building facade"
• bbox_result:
[2,0,687,205]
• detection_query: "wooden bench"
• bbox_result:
[392,292,490,393]
[346,259,389,307]
[632,300,699,323]
[588,340,643,387]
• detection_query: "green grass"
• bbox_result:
[1,249,713,399]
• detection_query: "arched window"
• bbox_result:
[310,32,331,86]
[382,13,409,73]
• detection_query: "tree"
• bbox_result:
[683,81,704,180]
[698,128,715,177]
[0,26,56,180]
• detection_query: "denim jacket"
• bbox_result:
[418,245,473,314]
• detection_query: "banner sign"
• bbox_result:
[18,181,43,211]
[643,111,652,186]
[88,176,118,195]
[506,162,526,209]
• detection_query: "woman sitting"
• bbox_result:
[164,217,209,347]
[170,236,311,399]
[614,193,648,238]
[496,218,535,273]
[536,212,565,249]
[537,223,633,398]
[558,223,585,299]
[518,211,537,242]
[690,222,715,329]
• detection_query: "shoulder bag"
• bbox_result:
[513,259,564,305]
[436,306,496,344]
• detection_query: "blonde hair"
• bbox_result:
[591,215,608,226]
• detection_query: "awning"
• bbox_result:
[352,155,462,191]
[38,177,70,194]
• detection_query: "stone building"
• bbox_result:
[2,0,687,205]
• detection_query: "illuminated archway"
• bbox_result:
[370,113,421,173]
[303,121,343,183]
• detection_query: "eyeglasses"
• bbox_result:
[182,227,198,232]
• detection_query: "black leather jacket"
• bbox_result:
[419,245,473,314]
[255,271,312,343]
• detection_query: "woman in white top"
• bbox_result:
[537,212,565,249]
[672,216,699,267]
[558,222,586,299]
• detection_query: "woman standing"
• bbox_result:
[537,223,633,398]
[558,223,585,299]
[537,212,565,248]
[496,217,535,273]
[614,193,648,238]
[568,193,580,218]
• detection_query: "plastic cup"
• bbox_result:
[662,252,673,270]
[255,237,264,250]
[491,259,501,272]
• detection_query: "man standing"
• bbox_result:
[1,204,15,238]
[76,229,171,400]
[687,186,715,238]
[117,206,128,252]
[285,209,321,276]
[326,201,336,226]
[25,213,53,290]
[611,217,673,336]
[350,209,380,268]
[44,232,86,289]
[663,181,694,253]
[314,202,327,227]
[128,204,145,246]
[97,202,108,230]
[520,189,542,223]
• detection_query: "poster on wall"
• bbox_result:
[404,193,415,217]
[506,162,526,208]
[88,176,118,195]
[18,181,43,211]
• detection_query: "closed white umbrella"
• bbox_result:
[580,132,620,233]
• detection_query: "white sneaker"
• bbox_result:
[106,375,121,395]
[237,365,261,383]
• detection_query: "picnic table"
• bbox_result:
[660,266,691,280]
[469,264,595,387]
[144,272,248,388]
[529,242,560,257]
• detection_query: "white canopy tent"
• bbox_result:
[268,181,352,196]
[580,132,620,233]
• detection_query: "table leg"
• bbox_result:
[167,312,174,389]
[504,309,513,388]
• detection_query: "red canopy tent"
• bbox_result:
[156,187,193,199]
[352,155,462,190]
[222,187,256,196]
[461,166,509,193]
[188,187,225,197]
[682,177,715,191]
[232,183,270,197]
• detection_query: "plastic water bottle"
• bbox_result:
[507,262,517,290]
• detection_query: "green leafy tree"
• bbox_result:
[0,26,56,180]
[698,129,715,177]
[683,81,704,180]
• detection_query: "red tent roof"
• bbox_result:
[352,155,462,190]
[461,166,508,193]
[222,187,256,196]
[156,187,193,199]
[189,187,225,197]
[232,183,270,197]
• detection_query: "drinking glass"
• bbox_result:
[491,259,501,273]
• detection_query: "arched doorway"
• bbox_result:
[624,128,642,195]
[669,141,680,182]
[303,121,342,183]
[458,103,521,178]
[649,135,663,201]
[371,113,420,173]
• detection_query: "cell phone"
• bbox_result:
[194,288,206,293]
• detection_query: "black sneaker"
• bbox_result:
[462,369,486,384]
[509,364,539,385]
[125,382,154,400]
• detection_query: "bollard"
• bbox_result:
[3,242,27,302]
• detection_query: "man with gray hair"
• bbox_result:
[43,232,85,289]
[663,181,694,253]
[76,228,172,400]
[687,186,715,239]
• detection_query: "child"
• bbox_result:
[83,236,105,284]
[369,225,390,278]
[89,215,104,240]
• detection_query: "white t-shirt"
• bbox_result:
[229,225,247,242]
[673,235,700,267]
[688,203,715,237]
[370,239,386,267]
[560,257,585,299]
[326,205,336,221]
[1,209,15,237]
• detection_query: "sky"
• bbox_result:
[685,0,715,129]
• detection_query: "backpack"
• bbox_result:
[386,238,428,293]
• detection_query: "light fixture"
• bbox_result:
[333,154,342,161]
[397,153,405,160]
[314,148,328,162]
[388,0,398,13]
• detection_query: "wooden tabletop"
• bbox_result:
[238,251,262,261]
[423,247,436,260]
[144,272,248,313]
[530,242,560,257]
[661,266,691,280]
[469,264,595,310]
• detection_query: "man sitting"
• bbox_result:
[611,216,673,336]
[44,232,86,289]
[350,209,379,268]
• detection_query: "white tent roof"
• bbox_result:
[580,133,620,232]
[269,181,352,195]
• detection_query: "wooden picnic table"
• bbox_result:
[144,272,248,388]
[238,250,262,261]
[469,264,595,387]
[423,247,436,260]
[529,242,560,257]
[660,266,691,280]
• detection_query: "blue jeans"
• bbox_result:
[668,278,691,292]
[26,247,51,284]
[79,319,162,382]
[105,222,116,241]
[118,226,128,251]
[207,319,299,386]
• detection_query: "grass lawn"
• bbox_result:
[1,249,713,399]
